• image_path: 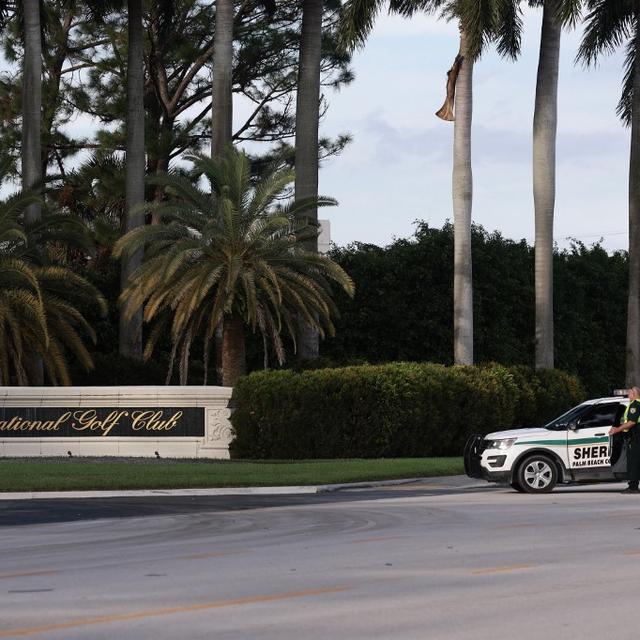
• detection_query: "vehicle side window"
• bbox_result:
[546,405,589,429]
[579,403,621,428]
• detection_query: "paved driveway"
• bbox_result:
[1,478,639,639]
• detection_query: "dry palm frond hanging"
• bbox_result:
[436,54,463,121]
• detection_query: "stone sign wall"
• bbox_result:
[0,386,233,459]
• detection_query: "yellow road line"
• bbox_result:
[623,549,640,556]
[472,564,534,575]
[0,585,352,638]
[0,571,56,581]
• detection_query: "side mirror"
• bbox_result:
[568,420,579,431]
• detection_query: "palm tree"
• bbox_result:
[20,0,43,383]
[341,0,520,365]
[209,0,276,160]
[448,19,475,366]
[0,193,46,385]
[21,0,41,226]
[532,0,562,371]
[578,2,640,385]
[295,0,325,360]
[210,0,235,382]
[119,0,145,361]
[114,148,354,387]
[531,0,581,370]
[0,193,107,385]
[52,151,128,275]
[211,0,234,161]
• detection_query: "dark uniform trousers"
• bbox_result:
[627,426,640,488]
[628,430,640,488]
[623,399,640,489]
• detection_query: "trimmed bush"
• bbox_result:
[229,362,586,459]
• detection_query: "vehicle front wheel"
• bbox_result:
[516,455,558,494]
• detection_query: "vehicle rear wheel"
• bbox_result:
[510,480,526,493]
[516,455,558,494]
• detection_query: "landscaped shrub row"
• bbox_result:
[229,363,586,459]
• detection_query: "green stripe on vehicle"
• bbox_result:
[568,437,610,445]
[513,437,608,446]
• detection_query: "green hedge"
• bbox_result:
[229,363,586,459]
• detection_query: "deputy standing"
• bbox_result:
[609,386,640,493]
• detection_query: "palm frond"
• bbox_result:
[494,0,522,60]
[577,0,633,66]
[118,146,354,383]
[617,25,637,125]
[338,0,389,52]
[555,0,584,29]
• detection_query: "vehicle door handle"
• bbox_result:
[595,433,606,436]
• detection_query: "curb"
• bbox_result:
[316,477,430,493]
[0,476,471,501]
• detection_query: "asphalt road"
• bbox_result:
[2,477,640,639]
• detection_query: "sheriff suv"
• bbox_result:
[464,397,631,493]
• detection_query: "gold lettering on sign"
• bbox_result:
[0,412,71,432]
[131,410,183,432]
[0,408,190,436]
[71,410,130,436]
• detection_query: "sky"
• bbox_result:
[313,7,630,251]
[4,6,628,252]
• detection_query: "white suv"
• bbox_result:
[464,397,630,493]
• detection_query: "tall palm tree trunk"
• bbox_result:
[222,314,246,387]
[119,0,145,361]
[453,28,473,365]
[626,16,640,385]
[22,0,41,225]
[211,0,233,161]
[211,0,234,383]
[295,0,324,360]
[533,1,561,370]
[22,0,43,385]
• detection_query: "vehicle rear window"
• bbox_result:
[579,403,621,428]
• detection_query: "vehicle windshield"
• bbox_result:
[544,404,589,430]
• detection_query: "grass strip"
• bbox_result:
[0,457,463,492]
